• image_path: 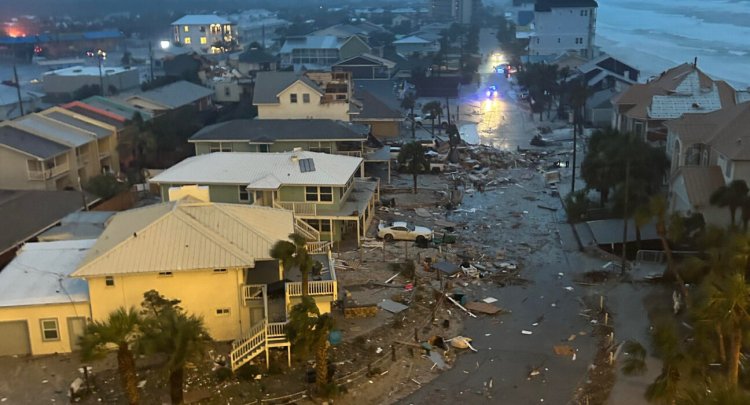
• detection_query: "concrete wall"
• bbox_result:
[85,267,250,342]
[257,81,350,121]
[0,302,91,355]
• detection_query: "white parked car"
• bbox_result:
[377,221,433,242]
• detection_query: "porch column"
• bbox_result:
[360,162,365,177]
[356,218,361,246]
[329,219,333,242]
[387,160,391,184]
[263,285,269,321]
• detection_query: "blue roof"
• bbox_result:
[0,30,122,45]
[518,11,535,26]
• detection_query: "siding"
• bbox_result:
[0,302,91,355]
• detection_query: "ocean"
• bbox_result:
[595,0,750,88]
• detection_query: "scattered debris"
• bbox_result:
[521,330,533,335]
[448,336,478,352]
[465,301,505,315]
[553,345,575,357]
[482,297,498,304]
[378,299,409,314]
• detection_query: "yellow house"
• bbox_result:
[71,199,337,370]
[0,239,94,356]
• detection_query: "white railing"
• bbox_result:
[242,284,265,302]
[28,162,70,180]
[230,320,266,371]
[305,241,331,254]
[287,280,336,297]
[294,219,320,241]
[266,322,287,338]
[273,201,317,216]
[335,150,362,157]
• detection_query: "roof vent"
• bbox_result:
[692,103,702,109]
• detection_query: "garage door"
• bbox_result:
[0,321,31,356]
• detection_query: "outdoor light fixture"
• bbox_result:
[160,40,170,49]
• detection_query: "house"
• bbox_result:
[279,35,371,70]
[0,189,91,267]
[171,15,238,54]
[0,85,41,121]
[612,63,737,144]
[37,210,115,242]
[189,119,369,155]
[666,101,750,226]
[253,71,357,121]
[332,53,398,80]
[430,0,479,23]
[310,22,387,42]
[41,66,140,99]
[528,0,598,59]
[0,111,121,190]
[236,47,278,76]
[149,151,379,246]
[567,54,639,127]
[351,90,404,138]
[122,80,214,115]
[80,96,154,123]
[393,35,440,57]
[0,239,95,356]
[227,10,289,47]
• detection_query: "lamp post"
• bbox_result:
[96,49,107,96]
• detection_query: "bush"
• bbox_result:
[235,363,260,381]
[84,173,129,199]
[214,367,233,382]
[564,189,591,223]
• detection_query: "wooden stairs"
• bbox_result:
[230,320,290,371]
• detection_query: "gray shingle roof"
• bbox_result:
[252,72,323,104]
[190,119,369,142]
[0,126,69,159]
[352,90,403,120]
[131,81,214,109]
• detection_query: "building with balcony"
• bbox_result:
[149,151,379,246]
[171,15,238,54]
[0,199,337,372]
[253,71,358,121]
[279,35,371,71]
[528,0,598,59]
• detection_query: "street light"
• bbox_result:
[96,49,107,96]
[159,40,170,50]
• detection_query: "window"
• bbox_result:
[303,93,311,103]
[258,144,270,153]
[200,26,206,33]
[319,187,333,202]
[158,271,173,277]
[105,276,114,287]
[238,186,249,202]
[40,319,60,341]
[305,186,333,202]
[536,38,540,44]
[184,37,191,45]
[183,26,189,32]
[200,37,207,45]
[214,268,227,274]
[305,186,318,202]
[224,86,231,96]
[557,38,561,43]
[581,10,588,16]
[575,37,583,45]
[209,144,232,153]
[290,93,298,103]
[304,219,331,232]
[216,308,230,316]
[309,147,331,154]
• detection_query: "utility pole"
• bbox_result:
[620,160,630,275]
[571,107,578,193]
[445,97,451,125]
[148,41,154,82]
[12,64,24,117]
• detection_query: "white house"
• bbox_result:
[171,15,238,54]
[528,0,598,59]
[393,35,440,57]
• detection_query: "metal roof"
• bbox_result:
[73,201,294,277]
[127,80,214,109]
[252,72,323,104]
[0,239,95,307]
[0,125,69,159]
[190,119,369,142]
[44,111,113,139]
[14,114,94,147]
[171,15,232,25]
[150,151,362,188]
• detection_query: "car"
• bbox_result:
[377,221,433,242]
[486,85,498,98]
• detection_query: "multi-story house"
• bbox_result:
[171,15,238,54]
[253,71,358,121]
[149,150,379,246]
[279,35,370,71]
[121,80,214,116]
[0,200,337,372]
[528,0,598,59]
[666,101,750,226]
[0,110,120,191]
[189,119,369,155]
[612,63,737,145]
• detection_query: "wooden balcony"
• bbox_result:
[335,150,362,158]
[273,201,317,216]
[242,284,265,302]
[305,241,331,254]
[266,322,287,339]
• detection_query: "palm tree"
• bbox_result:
[79,307,142,405]
[397,142,429,194]
[286,296,335,393]
[140,291,210,405]
[421,101,442,134]
[401,93,416,139]
[710,180,749,227]
[270,233,312,297]
[644,318,687,405]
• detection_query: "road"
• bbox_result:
[399,29,606,405]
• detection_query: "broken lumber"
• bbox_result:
[445,293,477,318]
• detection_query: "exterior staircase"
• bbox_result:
[293,218,320,241]
[230,320,290,371]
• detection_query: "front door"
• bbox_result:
[67,317,87,351]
